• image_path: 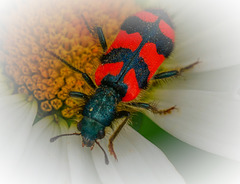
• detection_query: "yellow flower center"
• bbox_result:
[1,0,139,121]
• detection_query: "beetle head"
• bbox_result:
[78,116,105,147]
[50,116,109,164]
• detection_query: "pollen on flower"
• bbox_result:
[20,65,31,75]
[66,76,77,88]
[36,83,47,91]
[57,90,69,101]
[45,87,57,100]
[60,67,73,77]
[50,99,63,110]
[72,79,84,91]
[33,89,45,101]
[18,86,29,95]
[1,0,140,123]
[48,68,59,79]
[61,107,76,118]
[39,67,49,78]
[41,101,52,112]
[65,98,78,108]
[25,78,37,91]
[32,74,43,83]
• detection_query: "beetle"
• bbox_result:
[48,9,198,164]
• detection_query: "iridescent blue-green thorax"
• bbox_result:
[78,86,121,147]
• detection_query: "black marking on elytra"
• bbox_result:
[121,10,174,57]
[101,48,149,89]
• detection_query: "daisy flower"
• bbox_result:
[0,0,240,184]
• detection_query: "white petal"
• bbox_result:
[67,125,102,184]
[151,128,240,184]
[150,0,240,71]
[0,74,14,95]
[0,94,37,183]
[144,0,240,163]
[91,126,185,184]
[177,145,240,184]
[66,126,185,184]
[148,65,240,161]
[0,94,37,156]
[7,116,71,184]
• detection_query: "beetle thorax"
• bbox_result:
[78,86,121,147]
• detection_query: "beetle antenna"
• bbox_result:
[50,132,81,142]
[81,14,94,34]
[95,140,109,165]
[44,48,84,75]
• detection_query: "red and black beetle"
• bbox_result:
[48,9,198,164]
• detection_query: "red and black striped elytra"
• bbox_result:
[48,9,198,164]
[95,9,175,101]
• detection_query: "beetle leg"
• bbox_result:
[81,14,107,52]
[153,61,199,80]
[127,102,176,115]
[94,27,108,52]
[108,111,130,160]
[69,91,89,100]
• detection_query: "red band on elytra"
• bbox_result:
[135,11,158,23]
[159,20,175,42]
[106,30,142,54]
[139,43,165,81]
[122,69,140,102]
[95,62,124,86]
